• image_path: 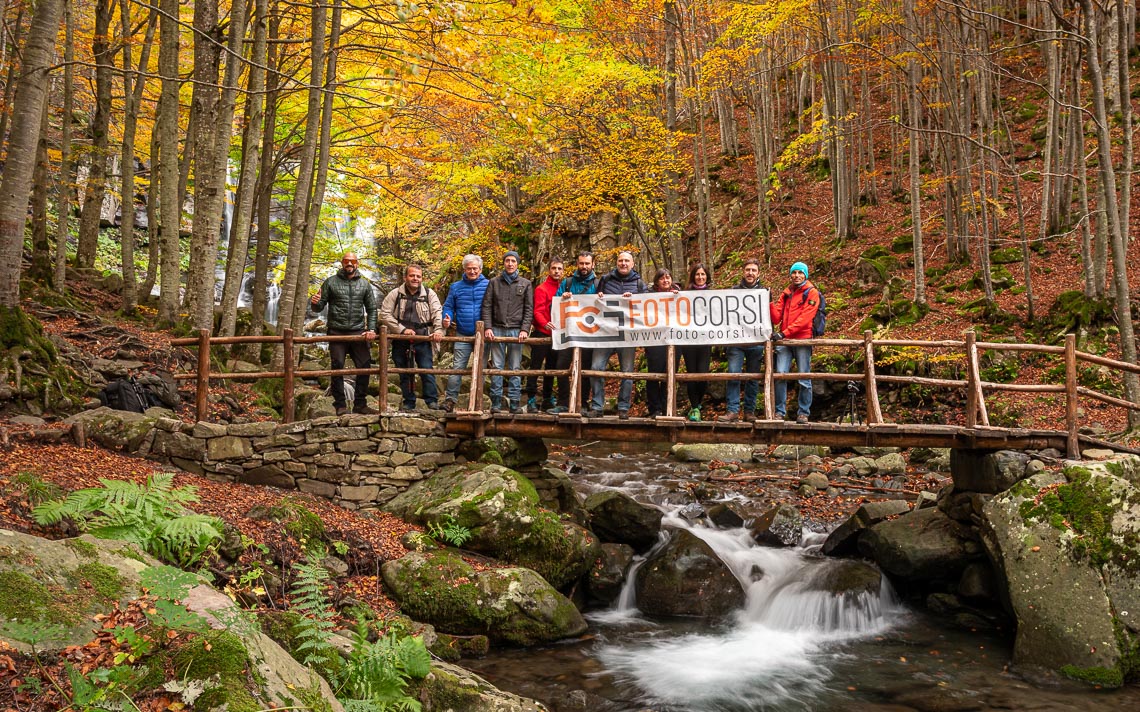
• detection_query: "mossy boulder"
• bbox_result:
[1047,290,1115,334]
[855,248,900,288]
[382,463,599,588]
[63,407,158,452]
[967,264,1016,291]
[635,528,745,618]
[990,247,1024,264]
[860,298,929,331]
[381,550,586,646]
[980,468,1140,687]
[670,443,757,463]
[456,437,548,469]
[414,661,549,711]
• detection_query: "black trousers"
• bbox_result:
[525,339,560,405]
[555,347,593,408]
[679,344,711,409]
[645,345,679,414]
[328,329,371,408]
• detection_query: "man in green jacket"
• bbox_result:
[311,253,378,415]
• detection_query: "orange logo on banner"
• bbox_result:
[559,299,602,334]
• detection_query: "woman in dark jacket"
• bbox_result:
[645,268,679,417]
[680,263,712,421]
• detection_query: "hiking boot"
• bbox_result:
[742,411,756,423]
[335,406,348,416]
[442,399,456,413]
[490,398,503,414]
[618,410,630,420]
[796,414,809,424]
[526,397,538,413]
[509,402,522,414]
[354,404,378,415]
[547,405,567,415]
[585,408,604,419]
[426,402,444,411]
[721,412,740,423]
[687,407,702,422]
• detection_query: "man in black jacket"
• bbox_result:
[481,250,534,413]
[587,251,646,419]
[311,253,378,415]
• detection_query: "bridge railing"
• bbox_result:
[172,325,1140,457]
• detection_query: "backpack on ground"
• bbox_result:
[99,377,158,413]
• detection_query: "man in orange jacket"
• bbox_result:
[770,261,819,423]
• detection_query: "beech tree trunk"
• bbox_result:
[0,0,65,308]
[76,0,114,269]
[29,97,52,285]
[53,2,74,292]
[250,5,281,337]
[156,0,182,323]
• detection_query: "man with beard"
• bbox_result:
[311,252,378,416]
[586,251,646,419]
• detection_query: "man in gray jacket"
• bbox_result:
[310,252,377,415]
[380,264,444,411]
[481,250,533,413]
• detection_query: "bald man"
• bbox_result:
[311,252,378,415]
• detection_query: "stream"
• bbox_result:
[462,441,1140,712]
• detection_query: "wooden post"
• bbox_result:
[467,320,485,412]
[568,347,582,415]
[196,328,211,422]
[763,340,775,420]
[282,328,295,423]
[863,330,883,424]
[965,331,990,427]
[665,344,676,418]
[1065,332,1079,458]
[377,326,389,414]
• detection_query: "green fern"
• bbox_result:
[337,620,429,712]
[289,560,337,670]
[427,516,473,547]
[31,474,223,569]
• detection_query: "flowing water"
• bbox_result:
[463,441,1140,712]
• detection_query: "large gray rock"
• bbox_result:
[1063,453,1140,488]
[670,443,756,462]
[586,543,636,605]
[583,490,663,552]
[457,437,548,468]
[750,503,803,547]
[382,550,587,646]
[980,468,1140,687]
[858,507,980,583]
[416,662,549,711]
[64,407,156,451]
[821,500,912,556]
[383,463,598,588]
[768,444,831,460]
[951,449,1031,494]
[635,528,745,618]
[804,559,883,600]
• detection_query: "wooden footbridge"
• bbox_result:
[173,323,1140,458]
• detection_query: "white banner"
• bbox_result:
[551,289,772,350]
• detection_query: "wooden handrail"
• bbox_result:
[169,325,1139,453]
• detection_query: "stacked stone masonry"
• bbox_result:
[137,413,460,510]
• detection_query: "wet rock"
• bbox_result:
[801,472,830,490]
[706,503,746,529]
[875,453,907,476]
[821,499,912,556]
[381,550,586,646]
[457,437,548,469]
[848,456,877,476]
[769,444,831,460]
[957,561,996,603]
[807,559,883,599]
[950,449,1031,494]
[980,467,1140,687]
[669,443,757,462]
[584,490,663,553]
[750,503,803,547]
[858,507,979,584]
[586,543,635,605]
[635,528,745,618]
[417,661,550,712]
[915,491,938,509]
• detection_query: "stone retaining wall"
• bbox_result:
[68,408,462,510]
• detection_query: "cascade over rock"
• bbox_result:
[583,489,663,552]
[635,528,745,618]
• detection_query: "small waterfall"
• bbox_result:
[264,283,281,326]
[594,506,903,711]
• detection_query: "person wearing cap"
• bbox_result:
[482,250,534,413]
[770,261,820,423]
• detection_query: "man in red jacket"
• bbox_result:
[525,257,565,413]
[770,261,819,423]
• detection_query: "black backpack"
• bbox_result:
[782,285,827,337]
[99,377,158,413]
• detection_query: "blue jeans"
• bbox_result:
[775,344,813,417]
[726,345,765,414]
[590,347,635,412]
[445,338,474,404]
[489,327,523,406]
[392,340,438,408]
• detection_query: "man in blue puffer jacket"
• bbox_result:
[441,254,489,411]
[587,251,647,419]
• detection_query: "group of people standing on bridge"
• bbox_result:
[310,250,822,423]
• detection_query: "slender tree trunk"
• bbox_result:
[28,95,53,285]
[118,2,157,314]
[905,1,925,306]
[0,7,27,153]
[53,3,74,292]
[274,0,327,355]
[251,5,280,336]
[663,0,684,282]
[1116,0,1132,246]
[0,0,65,308]
[220,0,267,337]
[156,0,182,323]
[140,117,160,299]
[76,0,114,269]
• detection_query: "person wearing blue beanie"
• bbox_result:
[770,261,819,423]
